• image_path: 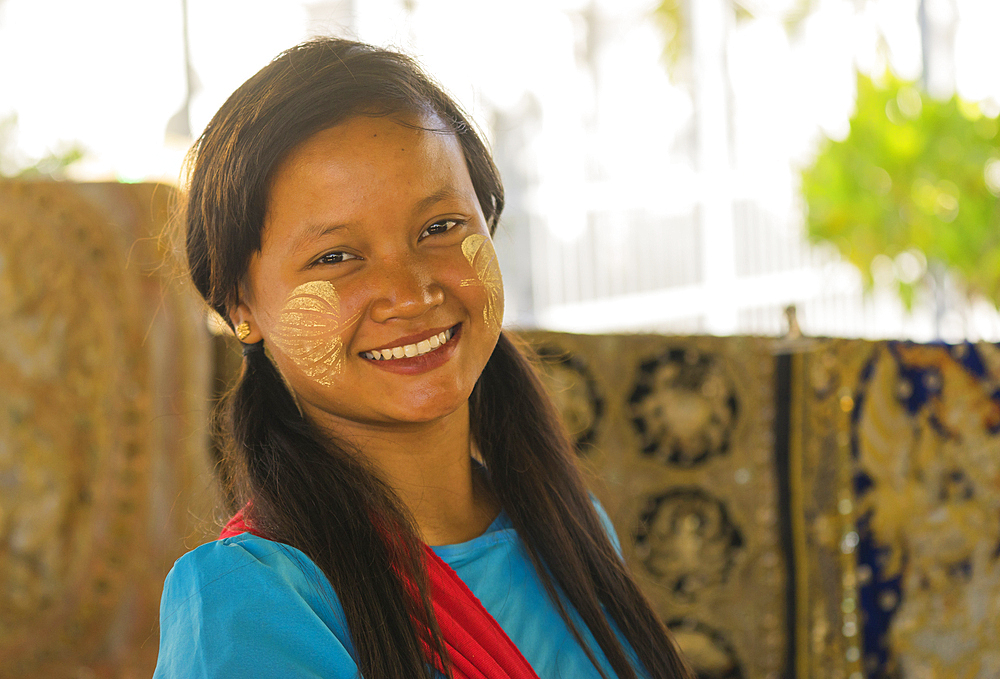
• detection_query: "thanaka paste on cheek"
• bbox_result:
[268,280,362,387]
[460,235,504,334]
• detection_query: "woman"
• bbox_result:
[154,37,692,679]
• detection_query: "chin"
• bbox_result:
[387,396,469,425]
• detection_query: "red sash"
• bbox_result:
[220,508,541,679]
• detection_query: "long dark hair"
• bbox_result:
[185,37,692,679]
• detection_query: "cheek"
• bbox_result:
[268,280,362,387]
[459,235,504,334]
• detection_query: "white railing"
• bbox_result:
[528,184,1000,341]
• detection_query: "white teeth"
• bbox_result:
[365,328,455,361]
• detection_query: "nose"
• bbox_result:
[368,254,445,323]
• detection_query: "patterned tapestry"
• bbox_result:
[526,334,1000,679]
[0,181,218,679]
[523,332,787,679]
[795,341,1000,679]
[3,179,999,678]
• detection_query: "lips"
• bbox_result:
[361,326,455,361]
[358,324,463,376]
[360,324,460,359]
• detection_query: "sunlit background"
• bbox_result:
[2,0,998,340]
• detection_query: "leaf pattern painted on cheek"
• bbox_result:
[460,234,504,334]
[269,280,362,387]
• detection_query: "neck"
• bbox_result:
[313,402,499,546]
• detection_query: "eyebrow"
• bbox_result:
[290,222,350,255]
[289,186,467,254]
[412,186,465,216]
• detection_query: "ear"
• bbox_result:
[229,300,263,344]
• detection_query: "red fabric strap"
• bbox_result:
[220,509,541,679]
[218,507,253,539]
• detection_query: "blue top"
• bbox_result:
[153,506,635,678]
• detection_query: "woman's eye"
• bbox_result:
[421,219,461,239]
[316,251,358,265]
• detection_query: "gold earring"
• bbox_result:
[235,321,251,342]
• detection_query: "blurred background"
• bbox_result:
[3,2,1000,679]
[2,0,999,341]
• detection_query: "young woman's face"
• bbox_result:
[235,113,503,430]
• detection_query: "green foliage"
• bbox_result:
[801,71,1000,309]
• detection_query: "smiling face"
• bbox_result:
[233,112,504,432]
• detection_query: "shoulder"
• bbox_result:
[162,533,324,596]
[154,535,357,679]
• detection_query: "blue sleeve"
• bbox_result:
[153,537,360,679]
[591,497,623,557]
